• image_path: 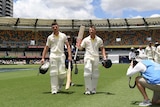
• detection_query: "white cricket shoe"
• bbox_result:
[70,82,74,86]
[52,91,57,94]
[91,90,96,94]
[139,100,152,106]
[84,91,91,95]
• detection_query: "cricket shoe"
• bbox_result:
[51,91,57,94]
[70,82,74,86]
[84,91,91,95]
[91,90,96,94]
[139,100,152,106]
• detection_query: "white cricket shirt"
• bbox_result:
[80,35,103,57]
[46,32,67,55]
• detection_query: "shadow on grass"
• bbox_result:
[63,84,84,87]
[96,92,115,95]
[73,84,83,87]
[150,105,160,107]
[58,91,75,94]
[130,101,141,105]
[42,91,75,95]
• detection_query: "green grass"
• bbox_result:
[0,64,153,107]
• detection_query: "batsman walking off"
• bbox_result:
[77,25,107,95]
[41,22,72,94]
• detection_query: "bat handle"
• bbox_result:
[68,61,71,70]
[74,48,78,61]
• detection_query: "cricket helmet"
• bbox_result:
[102,59,112,68]
[39,62,50,74]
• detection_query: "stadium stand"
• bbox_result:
[0,17,160,64]
[2,29,160,46]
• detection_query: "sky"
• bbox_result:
[13,0,160,19]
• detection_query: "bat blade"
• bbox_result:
[65,61,71,90]
[73,25,85,75]
[74,25,85,61]
[77,25,85,40]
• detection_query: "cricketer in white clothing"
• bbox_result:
[154,45,160,64]
[77,25,107,95]
[137,46,145,56]
[145,42,155,60]
[41,22,72,94]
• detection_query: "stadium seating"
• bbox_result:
[0,29,160,47]
[0,29,160,64]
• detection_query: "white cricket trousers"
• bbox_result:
[49,54,66,93]
[84,56,99,92]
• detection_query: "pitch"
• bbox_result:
[0,64,152,107]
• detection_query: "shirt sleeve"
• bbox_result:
[99,38,103,48]
[156,46,160,55]
[64,34,68,43]
[46,36,51,48]
[126,62,146,77]
[80,39,85,48]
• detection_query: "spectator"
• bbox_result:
[5,51,9,56]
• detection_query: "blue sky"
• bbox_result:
[13,0,160,19]
[91,0,105,18]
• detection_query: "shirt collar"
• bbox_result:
[89,35,97,40]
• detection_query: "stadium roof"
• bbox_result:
[0,17,160,31]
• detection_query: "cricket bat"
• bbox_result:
[74,25,85,61]
[65,61,71,90]
[74,25,85,74]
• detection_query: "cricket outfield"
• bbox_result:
[0,64,152,107]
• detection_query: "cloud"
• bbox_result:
[13,0,95,19]
[13,0,160,19]
[100,0,160,18]
[150,14,160,17]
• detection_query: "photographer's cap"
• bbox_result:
[130,47,134,50]
[135,54,148,62]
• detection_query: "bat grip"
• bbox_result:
[68,61,71,70]
[74,48,78,61]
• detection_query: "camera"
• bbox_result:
[134,50,139,56]
[130,47,139,56]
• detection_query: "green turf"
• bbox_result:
[0,64,153,107]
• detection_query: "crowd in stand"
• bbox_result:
[0,29,160,47]
[0,29,160,64]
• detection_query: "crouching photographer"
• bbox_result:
[126,54,160,106]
